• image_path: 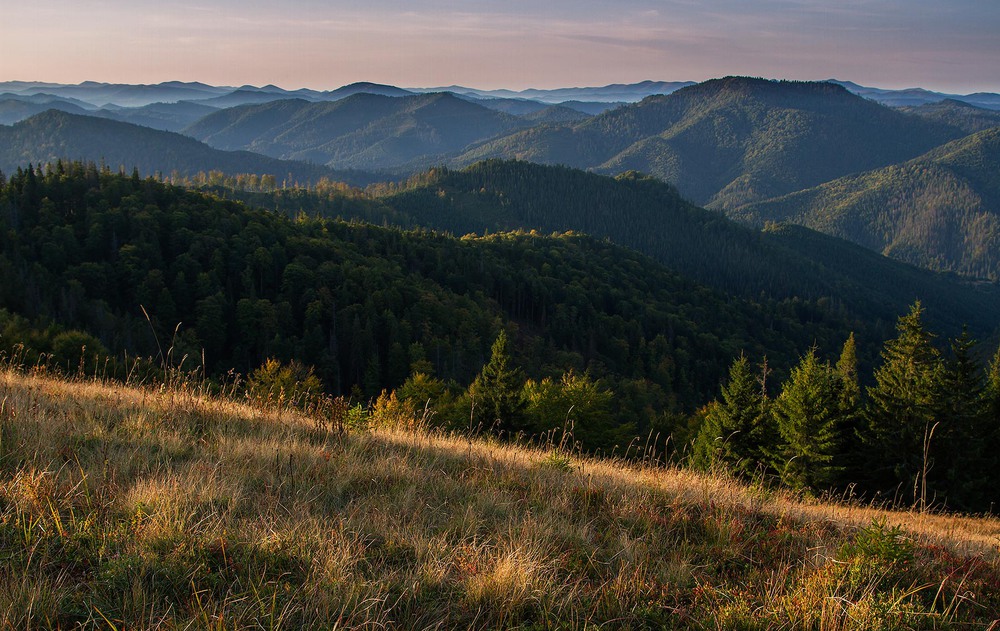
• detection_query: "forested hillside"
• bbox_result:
[382,160,1000,335]
[0,97,91,125]
[455,77,963,209]
[734,127,1000,280]
[899,99,1000,134]
[96,100,221,132]
[186,159,1000,338]
[183,93,531,171]
[0,162,868,446]
[0,110,374,186]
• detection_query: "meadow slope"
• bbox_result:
[0,368,998,629]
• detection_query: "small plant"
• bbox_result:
[346,403,369,431]
[369,390,425,431]
[246,358,323,410]
[542,449,572,472]
[841,518,915,566]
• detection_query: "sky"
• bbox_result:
[1,0,998,94]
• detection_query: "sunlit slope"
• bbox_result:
[734,127,1000,279]
[0,368,998,628]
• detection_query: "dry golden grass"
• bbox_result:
[0,367,998,629]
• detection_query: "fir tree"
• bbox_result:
[836,332,860,413]
[835,332,863,486]
[468,330,526,433]
[692,354,774,478]
[979,343,1000,510]
[939,327,988,509]
[864,302,944,505]
[774,348,844,491]
[986,344,1000,424]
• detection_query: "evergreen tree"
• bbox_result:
[986,345,1000,425]
[773,348,844,491]
[978,344,1000,511]
[835,333,863,485]
[468,330,526,433]
[864,302,944,506]
[836,332,860,413]
[938,327,989,509]
[692,354,774,478]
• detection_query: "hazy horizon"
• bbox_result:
[2,1,999,95]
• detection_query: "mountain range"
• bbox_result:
[0,110,375,186]
[3,78,998,110]
[183,92,538,171]
[456,78,965,208]
[3,75,1000,286]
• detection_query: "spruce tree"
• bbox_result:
[980,344,1000,510]
[469,330,526,433]
[774,348,843,491]
[835,333,863,486]
[864,302,944,506]
[836,333,860,412]
[939,327,988,510]
[692,354,774,478]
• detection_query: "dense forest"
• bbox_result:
[0,162,862,443]
[694,305,1000,513]
[191,159,1000,338]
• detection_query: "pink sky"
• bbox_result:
[2,0,998,94]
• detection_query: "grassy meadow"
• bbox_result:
[0,365,999,629]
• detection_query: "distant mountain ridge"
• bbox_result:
[827,80,1000,110]
[183,92,535,171]
[407,80,696,103]
[3,78,996,110]
[456,77,964,208]
[0,110,376,186]
[732,127,1000,280]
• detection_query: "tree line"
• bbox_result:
[691,303,1000,513]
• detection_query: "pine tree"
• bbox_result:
[692,354,775,478]
[774,348,844,491]
[864,302,944,506]
[469,330,526,433]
